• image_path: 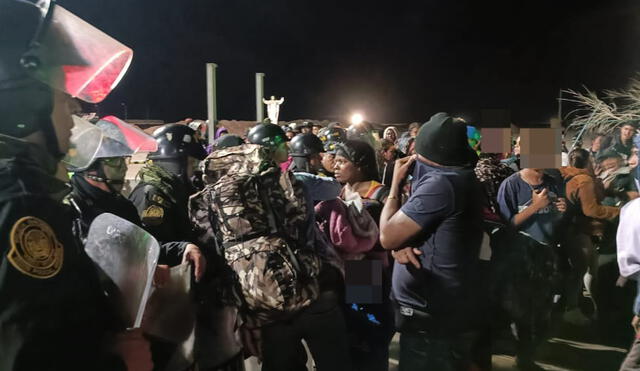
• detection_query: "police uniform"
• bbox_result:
[68,174,187,266]
[128,164,194,244]
[0,137,124,370]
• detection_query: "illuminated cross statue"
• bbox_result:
[263,96,284,124]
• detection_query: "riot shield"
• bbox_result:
[142,263,194,342]
[85,213,159,328]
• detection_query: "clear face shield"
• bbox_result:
[63,115,134,172]
[23,2,133,103]
[96,116,158,153]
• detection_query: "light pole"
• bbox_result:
[256,73,265,122]
[206,63,218,146]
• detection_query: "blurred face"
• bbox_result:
[333,155,362,184]
[312,126,321,136]
[382,146,397,162]
[51,91,80,154]
[629,148,639,169]
[286,131,296,140]
[621,125,635,142]
[272,142,289,164]
[301,127,312,134]
[309,153,322,172]
[186,156,199,178]
[321,153,335,173]
[410,127,419,138]
[591,136,602,152]
[513,136,521,156]
[99,157,129,193]
[600,157,621,172]
[408,141,416,156]
[384,130,397,142]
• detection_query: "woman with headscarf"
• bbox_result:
[383,126,399,144]
[331,139,394,371]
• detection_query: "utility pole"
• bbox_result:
[256,72,265,122]
[206,63,218,146]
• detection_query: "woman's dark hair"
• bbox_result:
[335,139,380,181]
[599,135,613,151]
[569,148,590,169]
[380,138,394,152]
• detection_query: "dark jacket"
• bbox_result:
[0,137,124,371]
[68,174,187,266]
[129,164,195,247]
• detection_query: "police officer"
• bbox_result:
[0,1,151,369]
[317,126,347,177]
[129,124,207,244]
[299,121,313,135]
[288,133,325,174]
[248,123,291,164]
[64,118,205,272]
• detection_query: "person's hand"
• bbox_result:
[392,155,416,188]
[555,197,567,213]
[391,247,422,269]
[112,328,153,371]
[153,265,170,288]
[183,244,206,282]
[632,315,640,335]
[531,188,550,211]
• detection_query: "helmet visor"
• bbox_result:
[63,115,134,171]
[97,116,158,153]
[28,4,133,103]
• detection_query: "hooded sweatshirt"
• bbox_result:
[559,166,619,235]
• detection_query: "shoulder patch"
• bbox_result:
[150,194,169,207]
[142,205,165,226]
[8,216,64,279]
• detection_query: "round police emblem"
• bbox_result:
[8,216,64,279]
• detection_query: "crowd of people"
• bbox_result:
[3,2,640,371]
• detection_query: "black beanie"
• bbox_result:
[415,112,478,167]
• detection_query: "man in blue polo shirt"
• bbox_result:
[496,168,567,370]
[380,112,483,370]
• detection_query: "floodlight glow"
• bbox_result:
[350,113,364,125]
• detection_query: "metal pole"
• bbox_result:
[206,63,218,146]
[557,89,563,121]
[256,73,265,122]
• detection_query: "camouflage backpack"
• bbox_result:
[190,144,320,326]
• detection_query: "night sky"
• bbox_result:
[59,0,640,126]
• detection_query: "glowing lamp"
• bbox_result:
[350,113,364,125]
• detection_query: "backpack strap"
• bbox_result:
[365,181,390,202]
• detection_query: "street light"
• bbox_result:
[350,113,364,125]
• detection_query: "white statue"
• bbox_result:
[263,96,284,124]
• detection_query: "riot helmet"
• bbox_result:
[247,123,288,163]
[148,124,207,178]
[288,133,325,173]
[0,0,133,158]
[64,116,155,192]
[212,134,244,150]
[289,133,324,157]
[299,121,313,134]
